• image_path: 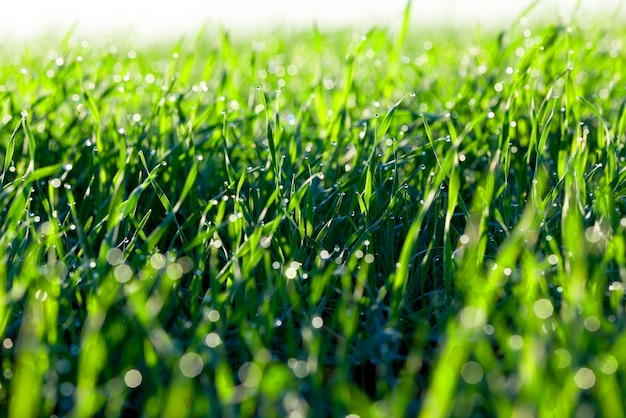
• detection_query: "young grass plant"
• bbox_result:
[2,6,626,417]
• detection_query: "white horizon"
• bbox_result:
[1,0,623,42]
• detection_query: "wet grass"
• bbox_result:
[2,4,626,417]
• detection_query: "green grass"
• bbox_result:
[2,4,626,417]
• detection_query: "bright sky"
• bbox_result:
[1,0,623,41]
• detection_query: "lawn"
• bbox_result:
[2,2,626,417]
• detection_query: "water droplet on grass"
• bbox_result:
[205,332,222,348]
[312,316,323,329]
[461,361,483,384]
[35,289,48,302]
[509,335,524,350]
[574,367,595,389]
[179,352,204,378]
[124,369,142,388]
[114,264,133,283]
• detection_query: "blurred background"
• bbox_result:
[1,0,623,41]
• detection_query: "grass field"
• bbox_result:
[2,2,626,417]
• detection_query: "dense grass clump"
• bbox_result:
[2,8,626,417]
